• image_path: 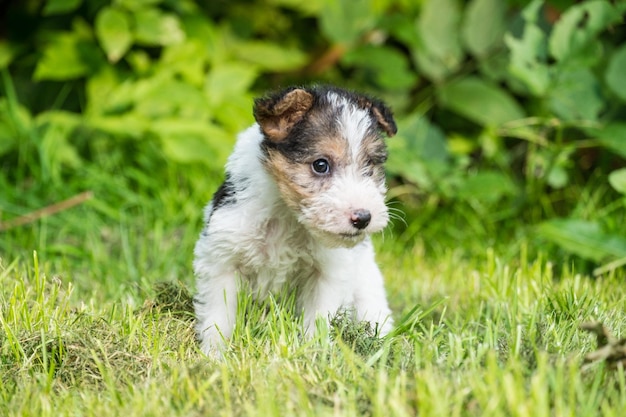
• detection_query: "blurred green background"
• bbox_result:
[1,0,626,293]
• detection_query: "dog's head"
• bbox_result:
[254,86,397,248]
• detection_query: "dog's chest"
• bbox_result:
[236,214,317,295]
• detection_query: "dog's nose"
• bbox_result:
[350,209,371,230]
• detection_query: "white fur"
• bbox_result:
[194,121,393,356]
[327,91,373,161]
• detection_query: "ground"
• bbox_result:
[1,227,625,416]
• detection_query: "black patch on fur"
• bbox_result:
[202,174,237,232]
[203,175,236,229]
[212,176,236,211]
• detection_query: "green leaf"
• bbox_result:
[608,169,626,195]
[342,46,418,90]
[159,40,208,86]
[0,98,33,138]
[462,0,506,57]
[589,123,626,159]
[134,8,185,46]
[549,0,622,64]
[33,110,83,180]
[184,18,226,66]
[87,113,149,139]
[205,64,258,108]
[37,111,83,176]
[95,7,133,63]
[126,50,151,74]
[233,41,307,71]
[319,0,376,44]
[413,0,463,82]
[86,67,121,115]
[0,41,18,69]
[437,77,525,126]
[520,0,543,22]
[605,44,626,103]
[35,109,82,128]
[504,0,550,96]
[505,25,550,96]
[43,0,82,15]
[387,114,449,189]
[133,77,209,119]
[548,69,603,121]
[550,147,575,189]
[383,14,419,48]
[537,219,626,262]
[547,165,568,189]
[456,171,517,203]
[0,99,19,156]
[268,0,322,15]
[212,93,255,134]
[0,122,16,156]
[399,114,448,162]
[154,120,233,164]
[115,0,162,11]
[34,33,103,80]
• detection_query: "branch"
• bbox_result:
[0,191,94,231]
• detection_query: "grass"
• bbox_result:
[1,211,625,416]
[1,157,625,416]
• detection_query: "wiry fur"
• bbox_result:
[193,85,397,356]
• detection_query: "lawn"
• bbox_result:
[1,183,625,416]
[2,0,626,415]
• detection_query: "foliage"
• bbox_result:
[1,1,626,264]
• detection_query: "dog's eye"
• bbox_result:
[311,158,331,175]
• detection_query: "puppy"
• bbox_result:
[193,85,397,355]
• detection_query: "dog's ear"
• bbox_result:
[253,88,314,142]
[371,102,397,137]
[356,96,397,138]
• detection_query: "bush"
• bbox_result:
[1,0,626,268]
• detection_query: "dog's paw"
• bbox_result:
[197,324,230,359]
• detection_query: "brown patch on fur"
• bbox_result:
[254,89,314,142]
[313,134,349,166]
[263,149,320,210]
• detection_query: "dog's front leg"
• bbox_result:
[193,266,239,356]
[300,254,353,337]
[301,280,347,337]
[352,254,394,336]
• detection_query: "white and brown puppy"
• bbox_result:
[193,85,397,355]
